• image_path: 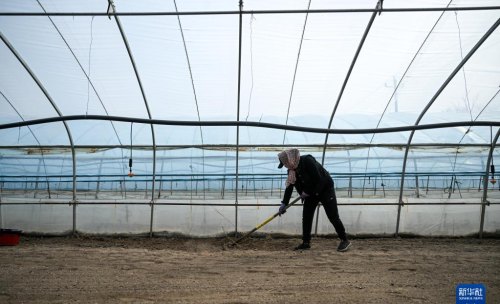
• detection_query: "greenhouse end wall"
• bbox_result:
[1,197,498,237]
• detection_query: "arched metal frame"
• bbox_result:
[315,0,379,235]
[37,0,124,149]
[395,17,500,237]
[480,129,500,238]
[113,12,158,237]
[0,32,78,232]
[321,0,381,165]
[1,91,52,199]
[0,4,499,237]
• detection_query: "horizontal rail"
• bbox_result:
[0,143,497,150]
[0,171,490,179]
[0,201,495,206]
[1,115,499,134]
[1,6,499,16]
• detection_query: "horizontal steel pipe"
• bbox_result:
[1,6,499,17]
[1,115,499,135]
[0,201,492,206]
[0,171,490,179]
[0,143,498,150]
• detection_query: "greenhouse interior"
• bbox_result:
[1,0,499,238]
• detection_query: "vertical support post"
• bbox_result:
[381,180,386,198]
[455,177,463,198]
[95,158,104,199]
[46,175,51,199]
[348,176,353,198]
[150,146,157,237]
[426,175,430,194]
[361,176,366,198]
[279,175,282,197]
[34,159,42,198]
[271,178,273,196]
[0,182,3,229]
[158,160,164,199]
[413,159,419,198]
[190,166,193,200]
[221,178,225,199]
[448,175,454,199]
[479,129,500,238]
[234,0,244,235]
[72,149,77,235]
[158,178,163,199]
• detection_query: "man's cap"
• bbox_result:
[278,160,284,169]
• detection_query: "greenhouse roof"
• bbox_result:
[1,0,500,238]
[1,0,499,168]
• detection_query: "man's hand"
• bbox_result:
[300,192,310,199]
[278,202,287,216]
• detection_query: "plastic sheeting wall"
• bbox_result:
[1,198,498,236]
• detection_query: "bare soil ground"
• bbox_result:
[0,235,499,303]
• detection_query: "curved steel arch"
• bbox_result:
[451,88,500,172]
[362,2,451,186]
[480,128,500,238]
[321,0,381,165]
[394,17,500,237]
[36,0,124,150]
[112,12,158,236]
[0,91,52,198]
[0,31,78,232]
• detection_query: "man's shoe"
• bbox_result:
[337,240,351,252]
[294,242,311,251]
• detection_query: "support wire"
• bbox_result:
[282,0,312,145]
[173,0,206,198]
[36,1,124,155]
[0,91,51,198]
[395,17,500,237]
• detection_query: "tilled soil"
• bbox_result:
[0,236,499,303]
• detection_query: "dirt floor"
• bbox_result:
[0,235,499,304]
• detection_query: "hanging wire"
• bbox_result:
[454,11,474,121]
[449,6,500,174]
[282,0,312,145]
[245,13,255,122]
[1,90,52,197]
[491,126,497,184]
[174,0,206,196]
[451,88,500,173]
[86,16,95,115]
[362,0,452,179]
[173,0,204,144]
[128,122,134,177]
[36,0,125,176]
[244,13,257,187]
